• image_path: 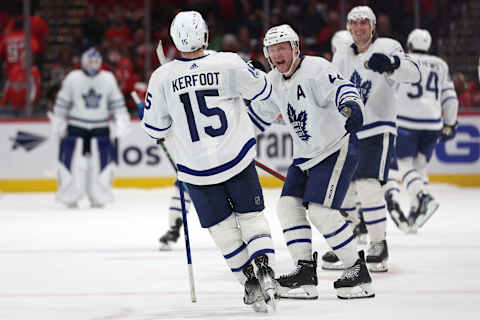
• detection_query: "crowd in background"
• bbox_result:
[1,0,480,118]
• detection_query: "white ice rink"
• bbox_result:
[1,184,480,320]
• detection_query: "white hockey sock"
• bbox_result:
[356,179,387,243]
[168,186,191,228]
[277,196,312,262]
[209,214,250,285]
[237,211,275,271]
[399,157,424,210]
[308,203,357,268]
[341,182,361,223]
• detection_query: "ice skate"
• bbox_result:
[321,251,344,270]
[242,264,267,313]
[385,193,409,233]
[277,252,318,299]
[253,254,277,312]
[159,218,182,251]
[334,251,375,299]
[366,239,389,272]
[408,192,439,232]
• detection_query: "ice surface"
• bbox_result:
[1,184,479,319]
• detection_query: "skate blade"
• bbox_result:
[321,261,345,270]
[337,283,375,299]
[367,261,388,272]
[416,201,439,229]
[276,285,318,300]
[158,243,172,251]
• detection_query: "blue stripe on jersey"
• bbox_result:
[335,84,356,106]
[247,233,271,245]
[283,225,311,233]
[250,76,268,101]
[248,105,271,126]
[340,207,356,211]
[397,115,442,123]
[407,177,422,188]
[358,121,396,131]
[338,91,359,105]
[68,116,109,123]
[323,221,349,239]
[144,122,172,131]
[248,114,265,132]
[442,96,457,106]
[224,242,247,259]
[332,234,355,250]
[177,138,256,177]
[403,169,416,181]
[362,205,386,212]
[364,217,387,225]
[286,238,312,246]
[441,88,455,93]
[260,83,273,101]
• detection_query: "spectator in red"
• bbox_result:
[109,50,140,110]
[4,13,49,56]
[105,13,132,47]
[0,52,41,116]
[459,78,480,110]
[0,18,40,74]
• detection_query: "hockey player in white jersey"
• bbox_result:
[331,30,353,55]
[49,47,130,208]
[141,11,277,312]
[322,6,421,272]
[249,24,374,300]
[384,29,458,232]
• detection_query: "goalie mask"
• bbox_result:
[407,29,432,52]
[263,24,300,75]
[170,11,208,53]
[81,48,102,77]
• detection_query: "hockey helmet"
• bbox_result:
[347,6,376,30]
[407,29,432,52]
[263,24,300,74]
[81,47,102,77]
[170,11,208,53]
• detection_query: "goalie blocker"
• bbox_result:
[56,126,116,208]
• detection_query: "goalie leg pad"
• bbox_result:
[86,137,115,207]
[209,214,250,285]
[56,136,86,206]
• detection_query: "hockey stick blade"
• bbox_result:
[156,40,167,65]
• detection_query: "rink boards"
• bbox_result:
[1,114,479,192]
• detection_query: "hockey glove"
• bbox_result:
[339,100,363,134]
[367,53,400,74]
[439,121,458,142]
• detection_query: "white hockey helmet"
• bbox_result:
[81,47,102,76]
[170,11,208,53]
[331,30,353,54]
[263,24,300,74]
[346,6,376,30]
[407,29,432,52]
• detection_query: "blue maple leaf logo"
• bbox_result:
[350,71,372,104]
[287,103,311,142]
[82,88,102,109]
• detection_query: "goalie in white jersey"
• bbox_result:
[323,6,421,272]
[249,24,375,300]
[49,47,130,208]
[384,29,458,233]
[141,11,277,312]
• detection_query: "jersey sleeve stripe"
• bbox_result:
[358,121,396,131]
[177,138,256,176]
[144,122,171,132]
[250,76,268,101]
[338,90,360,105]
[441,96,457,106]
[335,84,356,106]
[397,115,442,123]
[248,105,271,126]
[260,82,273,101]
[248,113,265,132]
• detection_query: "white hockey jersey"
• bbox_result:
[395,53,458,130]
[333,37,421,139]
[249,56,364,171]
[53,70,126,129]
[142,52,272,185]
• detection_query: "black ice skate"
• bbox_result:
[353,212,368,244]
[385,193,410,233]
[277,252,318,299]
[242,264,267,313]
[321,250,344,270]
[158,218,182,251]
[366,239,389,272]
[408,192,439,232]
[334,251,375,299]
[252,254,277,311]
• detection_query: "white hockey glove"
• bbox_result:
[112,110,131,138]
[47,111,67,139]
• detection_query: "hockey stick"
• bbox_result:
[131,89,197,303]
[254,160,286,181]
